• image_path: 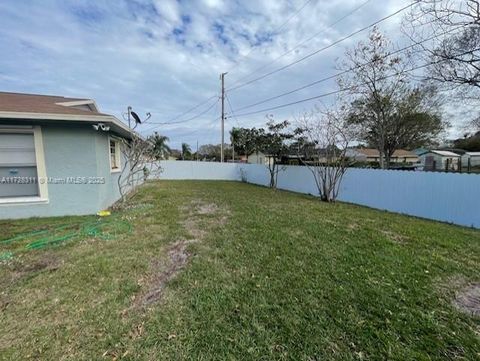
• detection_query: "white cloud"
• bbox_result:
[153,0,181,25]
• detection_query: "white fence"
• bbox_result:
[158,161,480,228]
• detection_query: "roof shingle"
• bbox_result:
[0,91,109,116]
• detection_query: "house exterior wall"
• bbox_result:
[247,152,274,166]
[0,124,123,219]
[247,152,266,164]
[462,154,480,167]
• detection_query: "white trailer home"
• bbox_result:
[419,150,461,171]
[462,152,480,168]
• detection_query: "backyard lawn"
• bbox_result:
[1,180,479,360]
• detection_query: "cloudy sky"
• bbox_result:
[0,0,426,148]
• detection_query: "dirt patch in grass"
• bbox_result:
[181,200,220,216]
[381,230,409,244]
[132,240,194,309]
[196,202,219,215]
[131,200,229,310]
[181,200,230,238]
[453,283,480,317]
[2,254,61,288]
[182,217,206,240]
[347,223,359,231]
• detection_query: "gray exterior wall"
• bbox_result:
[0,123,123,219]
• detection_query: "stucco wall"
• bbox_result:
[0,124,123,219]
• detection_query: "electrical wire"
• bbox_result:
[146,0,316,130]
[227,1,416,93]
[228,0,373,89]
[140,97,220,134]
[229,47,480,118]
[225,93,240,127]
[141,94,218,129]
[230,24,467,113]
[225,0,316,74]
[147,97,219,126]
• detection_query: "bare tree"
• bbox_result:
[338,27,411,169]
[472,116,480,130]
[407,0,480,89]
[295,105,353,202]
[117,118,161,203]
[339,27,444,168]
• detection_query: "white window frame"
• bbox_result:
[109,136,122,173]
[0,125,49,205]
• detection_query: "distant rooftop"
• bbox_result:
[355,148,417,157]
[428,150,461,157]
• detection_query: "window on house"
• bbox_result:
[0,131,39,198]
[109,139,121,171]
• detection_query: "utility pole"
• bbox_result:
[220,72,227,163]
[196,140,199,161]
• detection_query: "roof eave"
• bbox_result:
[0,111,133,139]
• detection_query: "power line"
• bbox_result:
[229,47,480,118]
[165,98,222,141]
[228,0,373,89]
[227,1,416,93]
[141,97,219,133]
[141,94,218,129]
[225,0,316,74]
[136,0,354,134]
[159,0,315,128]
[148,97,219,125]
[225,93,240,127]
[272,0,315,34]
[230,24,466,113]
[133,1,366,134]
[139,1,313,133]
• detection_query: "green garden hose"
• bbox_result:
[0,217,133,257]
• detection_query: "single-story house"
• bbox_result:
[346,148,419,164]
[247,152,274,166]
[0,91,133,219]
[419,150,461,171]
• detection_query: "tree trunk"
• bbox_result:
[384,152,391,169]
[378,149,385,169]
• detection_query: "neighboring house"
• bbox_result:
[462,152,480,168]
[347,148,419,164]
[419,150,461,171]
[248,152,274,166]
[0,91,132,219]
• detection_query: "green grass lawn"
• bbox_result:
[1,181,479,360]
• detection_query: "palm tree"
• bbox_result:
[150,132,171,160]
[181,143,192,160]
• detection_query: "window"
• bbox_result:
[109,138,121,172]
[0,126,48,202]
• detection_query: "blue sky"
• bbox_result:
[0,0,448,148]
